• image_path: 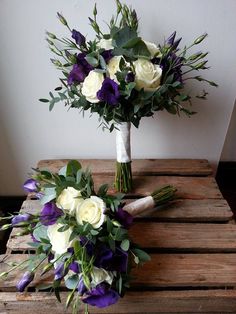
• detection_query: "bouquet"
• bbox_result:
[40,0,217,193]
[0,160,176,313]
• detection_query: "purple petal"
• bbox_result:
[40,202,63,226]
[115,207,133,229]
[23,179,38,193]
[77,277,87,295]
[166,31,176,46]
[97,78,120,106]
[69,261,80,274]
[101,50,113,63]
[83,284,119,308]
[16,271,34,292]
[72,29,86,46]
[54,263,68,281]
[11,214,31,226]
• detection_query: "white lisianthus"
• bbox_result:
[47,223,73,255]
[76,196,106,229]
[107,56,123,83]
[144,40,160,58]
[97,38,113,50]
[133,58,162,91]
[56,187,83,215]
[81,71,104,103]
[91,267,113,287]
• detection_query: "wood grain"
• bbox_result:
[1,254,236,290]
[1,290,236,313]
[19,199,233,222]
[37,159,213,176]
[7,222,236,253]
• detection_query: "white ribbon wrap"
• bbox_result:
[123,196,155,217]
[116,122,131,163]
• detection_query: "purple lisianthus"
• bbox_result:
[97,78,120,106]
[83,284,119,308]
[95,245,128,273]
[166,31,176,46]
[54,263,68,281]
[16,271,34,292]
[115,207,133,229]
[72,29,86,46]
[67,53,93,85]
[101,49,113,63]
[80,236,94,256]
[69,261,80,274]
[23,179,38,193]
[77,277,87,295]
[11,213,32,226]
[125,72,135,83]
[40,202,63,226]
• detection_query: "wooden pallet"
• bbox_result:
[0,159,235,314]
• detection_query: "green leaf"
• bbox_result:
[85,55,99,67]
[97,184,109,197]
[58,165,67,177]
[39,98,49,103]
[123,36,141,49]
[120,239,130,251]
[55,86,62,91]
[66,290,75,309]
[132,40,151,58]
[66,160,82,177]
[65,274,79,290]
[132,248,151,262]
[33,223,48,242]
[113,26,137,48]
[53,280,62,303]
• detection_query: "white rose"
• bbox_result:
[47,223,73,255]
[107,56,122,83]
[133,58,162,91]
[144,40,160,58]
[91,267,113,287]
[97,38,113,50]
[81,71,104,103]
[76,196,106,229]
[56,187,83,215]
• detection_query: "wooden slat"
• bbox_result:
[1,290,236,313]
[7,222,236,253]
[130,222,236,252]
[1,254,236,290]
[37,159,213,176]
[19,199,233,222]
[93,175,222,199]
[139,199,233,222]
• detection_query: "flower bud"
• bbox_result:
[93,3,97,16]
[166,31,176,46]
[16,271,34,292]
[57,12,68,26]
[46,38,54,46]
[50,59,62,67]
[1,224,11,230]
[0,271,8,278]
[11,214,31,227]
[23,179,38,193]
[46,32,57,39]
[195,60,208,69]
[194,33,208,45]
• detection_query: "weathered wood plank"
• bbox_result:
[139,199,233,222]
[37,159,213,176]
[93,175,222,199]
[19,198,233,222]
[1,290,236,313]
[7,222,236,253]
[1,254,236,290]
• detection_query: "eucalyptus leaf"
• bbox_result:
[33,223,49,242]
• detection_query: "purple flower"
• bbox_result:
[83,284,119,308]
[72,29,86,46]
[97,78,120,106]
[101,49,113,63]
[23,179,38,193]
[48,252,54,263]
[166,31,176,46]
[16,271,34,292]
[40,202,63,226]
[11,213,32,226]
[54,263,68,281]
[95,246,128,273]
[125,72,135,83]
[115,207,133,229]
[80,236,94,256]
[77,277,87,295]
[67,53,93,85]
[69,261,80,274]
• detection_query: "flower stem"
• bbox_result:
[115,161,132,193]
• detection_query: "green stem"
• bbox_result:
[115,161,132,193]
